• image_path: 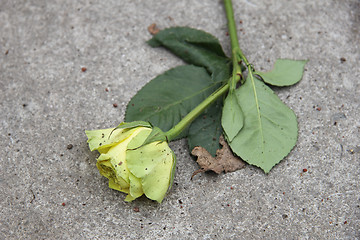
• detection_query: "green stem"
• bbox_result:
[224,0,240,53]
[224,0,248,65]
[165,83,230,141]
[224,0,253,82]
[224,0,244,90]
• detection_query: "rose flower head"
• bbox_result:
[85,121,176,203]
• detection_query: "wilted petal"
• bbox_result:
[127,173,143,201]
[86,127,138,152]
[108,178,129,193]
[127,141,175,203]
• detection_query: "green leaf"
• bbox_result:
[221,92,244,141]
[125,65,222,133]
[255,59,308,86]
[187,100,223,156]
[130,27,231,152]
[148,27,228,67]
[229,75,298,173]
[141,27,231,151]
[148,27,231,84]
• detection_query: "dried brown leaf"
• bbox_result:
[148,23,160,35]
[191,135,246,179]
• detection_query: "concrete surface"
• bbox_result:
[1,0,359,239]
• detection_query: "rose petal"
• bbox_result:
[86,127,138,152]
[127,141,174,203]
[128,173,144,200]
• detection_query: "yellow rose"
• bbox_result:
[85,121,176,203]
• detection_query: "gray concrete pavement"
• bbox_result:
[1,0,359,239]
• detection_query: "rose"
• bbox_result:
[86,121,176,203]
